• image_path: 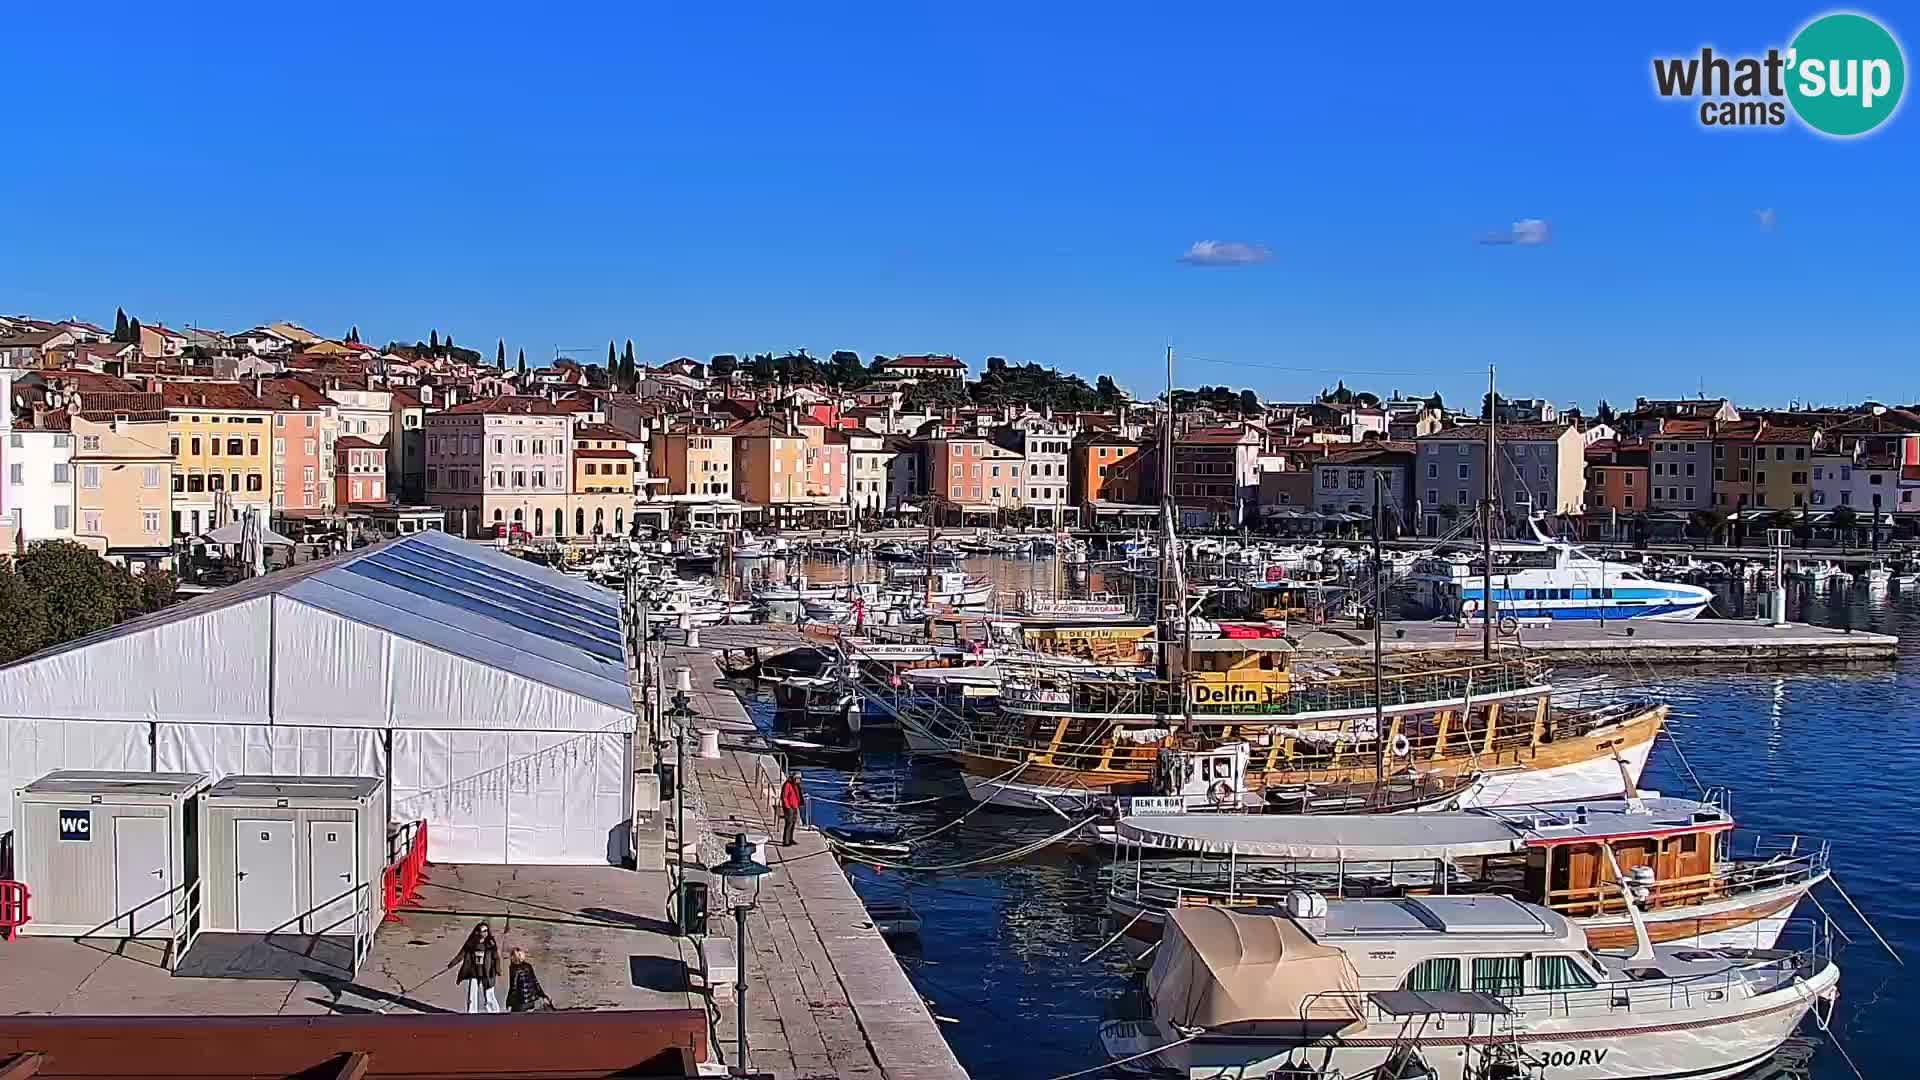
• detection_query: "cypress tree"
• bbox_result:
[517,348,527,376]
[623,340,637,391]
[429,329,439,353]
[497,339,506,365]
[113,308,129,341]
[128,317,143,343]
[608,340,617,372]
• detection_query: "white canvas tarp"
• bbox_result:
[0,717,151,837]
[390,728,630,865]
[0,598,273,725]
[1115,812,1524,862]
[156,723,386,782]
[0,531,637,866]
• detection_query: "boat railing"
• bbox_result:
[1113,861,1457,908]
[1000,661,1544,720]
[1302,923,1831,1026]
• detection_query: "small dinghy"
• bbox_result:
[823,822,910,856]
[861,900,922,938]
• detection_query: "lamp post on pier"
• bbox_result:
[709,832,770,1077]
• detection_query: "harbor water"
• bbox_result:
[741,555,1918,1079]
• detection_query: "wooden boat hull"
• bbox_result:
[955,703,1665,810]
[1107,874,1819,952]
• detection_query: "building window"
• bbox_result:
[52,463,71,484]
[227,438,243,456]
[78,465,98,488]
[144,510,161,534]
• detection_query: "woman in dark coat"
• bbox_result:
[448,920,502,1013]
[505,946,554,1012]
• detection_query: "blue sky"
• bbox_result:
[6,2,1914,409]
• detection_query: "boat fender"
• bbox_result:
[1390,733,1412,758]
[1208,780,1235,807]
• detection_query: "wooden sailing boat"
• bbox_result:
[945,358,1665,812]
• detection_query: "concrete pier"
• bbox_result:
[1295,618,1900,666]
[653,636,967,1080]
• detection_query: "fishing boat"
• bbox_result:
[881,569,994,608]
[1103,895,1839,1080]
[643,595,758,627]
[673,548,720,572]
[950,640,1664,812]
[1103,793,1829,952]
[873,541,919,562]
[754,578,864,603]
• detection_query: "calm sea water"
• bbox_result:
[745,557,1920,1079]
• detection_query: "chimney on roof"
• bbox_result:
[419,384,432,405]
[254,375,261,397]
[292,394,301,410]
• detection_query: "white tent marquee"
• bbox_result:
[0,530,635,865]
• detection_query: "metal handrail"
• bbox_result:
[167,879,202,973]
[1296,919,1832,1026]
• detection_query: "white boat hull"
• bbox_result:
[960,772,1096,813]
[1459,736,1655,808]
[1114,963,1837,1080]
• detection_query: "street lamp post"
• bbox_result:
[709,832,770,1077]
[673,666,692,882]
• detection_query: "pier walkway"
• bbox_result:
[654,637,966,1080]
[1294,617,1899,666]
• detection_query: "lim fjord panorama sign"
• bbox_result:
[1653,11,1905,136]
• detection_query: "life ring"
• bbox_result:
[1390,733,1412,758]
[1208,780,1235,807]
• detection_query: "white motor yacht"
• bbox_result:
[1105,894,1838,1080]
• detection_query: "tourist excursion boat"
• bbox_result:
[1102,792,1829,953]
[943,637,1663,813]
[1102,894,1839,1080]
[1409,531,1713,623]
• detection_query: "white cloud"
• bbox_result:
[1178,240,1272,266]
[1478,218,1552,246]
[1756,207,1777,232]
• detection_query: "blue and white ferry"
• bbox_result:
[1409,532,1711,623]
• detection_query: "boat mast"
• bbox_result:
[1482,363,1496,661]
[1156,346,1195,736]
[923,494,937,641]
[1372,470,1386,792]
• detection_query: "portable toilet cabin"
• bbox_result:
[11,771,209,940]
[200,776,389,939]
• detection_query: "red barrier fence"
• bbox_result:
[0,880,28,942]
[382,820,429,922]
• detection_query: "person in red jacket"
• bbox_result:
[779,775,804,846]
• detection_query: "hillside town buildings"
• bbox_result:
[3,309,1920,560]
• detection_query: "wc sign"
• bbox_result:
[59,808,91,841]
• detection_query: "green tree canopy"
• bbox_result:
[0,541,177,663]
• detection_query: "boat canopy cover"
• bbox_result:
[1115,812,1525,861]
[1148,907,1363,1031]
[1368,989,1511,1017]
